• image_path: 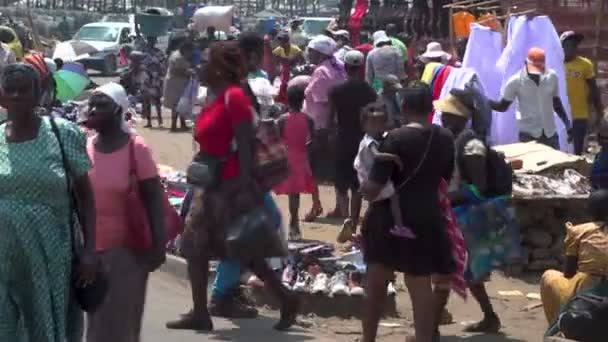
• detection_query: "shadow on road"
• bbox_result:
[206,315,319,341]
[442,333,524,342]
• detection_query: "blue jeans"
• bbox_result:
[572,119,588,155]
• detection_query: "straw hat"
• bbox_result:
[434,94,471,118]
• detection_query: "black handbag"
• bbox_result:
[558,292,608,342]
[49,117,108,313]
[224,206,287,260]
[186,152,225,188]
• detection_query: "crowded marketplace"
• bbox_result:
[0,0,607,341]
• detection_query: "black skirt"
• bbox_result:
[361,198,455,276]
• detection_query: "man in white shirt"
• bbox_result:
[365,31,406,92]
[490,47,572,149]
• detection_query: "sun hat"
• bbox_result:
[344,50,364,66]
[526,47,546,74]
[560,31,584,44]
[94,82,129,115]
[333,29,350,40]
[372,30,391,47]
[434,93,472,118]
[382,74,402,90]
[420,41,451,62]
[307,35,337,56]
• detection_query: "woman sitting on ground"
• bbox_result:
[540,189,608,324]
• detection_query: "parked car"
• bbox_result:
[70,22,134,75]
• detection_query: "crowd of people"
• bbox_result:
[0,12,607,342]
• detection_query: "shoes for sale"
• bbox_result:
[329,271,350,296]
[312,273,330,294]
[292,271,313,293]
[281,265,295,289]
[349,271,365,297]
[387,282,397,296]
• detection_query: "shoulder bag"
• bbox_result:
[49,117,108,313]
[125,136,184,252]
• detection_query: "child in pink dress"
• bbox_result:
[273,85,317,240]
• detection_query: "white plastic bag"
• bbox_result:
[176,78,198,119]
[192,6,234,33]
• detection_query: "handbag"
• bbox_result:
[557,291,608,342]
[125,137,184,251]
[185,151,225,188]
[253,118,289,191]
[224,206,287,260]
[49,117,108,313]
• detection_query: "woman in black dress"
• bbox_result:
[360,82,455,342]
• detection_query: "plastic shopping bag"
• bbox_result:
[176,78,197,119]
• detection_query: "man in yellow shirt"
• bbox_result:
[273,31,303,63]
[562,31,604,155]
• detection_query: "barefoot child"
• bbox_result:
[273,84,318,240]
[352,101,416,239]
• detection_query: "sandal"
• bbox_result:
[166,311,213,331]
[303,206,323,222]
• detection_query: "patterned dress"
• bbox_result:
[0,117,91,342]
[140,46,167,99]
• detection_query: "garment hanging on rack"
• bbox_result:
[496,15,572,152]
[477,12,501,31]
[463,23,503,145]
[453,11,476,38]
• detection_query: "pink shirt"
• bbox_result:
[304,59,346,129]
[87,135,158,251]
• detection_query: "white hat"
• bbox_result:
[307,35,337,56]
[344,50,364,66]
[94,82,129,115]
[420,42,451,62]
[373,30,391,47]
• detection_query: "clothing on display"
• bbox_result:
[452,11,475,38]
[496,15,572,152]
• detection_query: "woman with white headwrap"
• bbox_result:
[84,82,166,342]
[302,35,346,221]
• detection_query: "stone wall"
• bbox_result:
[507,197,590,275]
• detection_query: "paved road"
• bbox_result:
[142,273,333,342]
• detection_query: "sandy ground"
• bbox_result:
[132,116,547,342]
[88,74,549,341]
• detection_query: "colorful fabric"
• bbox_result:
[565,56,595,119]
[87,135,158,251]
[453,11,475,38]
[0,117,90,341]
[273,112,316,194]
[432,66,452,101]
[564,222,608,275]
[421,62,441,84]
[139,46,167,98]
[348,0,368,45]
[591,148,608,189]
[438,179,468,299]
[453,187,521,283]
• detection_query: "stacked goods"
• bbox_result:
[136,8,173,37]
[191,6,234,33]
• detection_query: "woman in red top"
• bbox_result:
[166,41,298,332]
